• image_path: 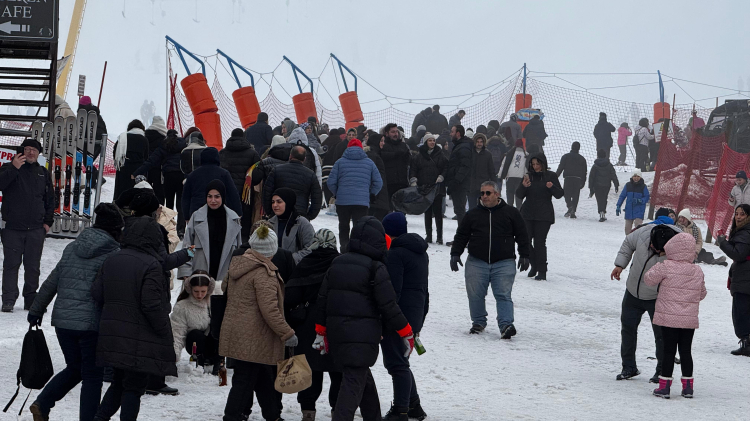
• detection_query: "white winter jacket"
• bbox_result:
[503,147,528,180]
[729,183,750,208]
[170,276,216,361]
[636,126,654,147]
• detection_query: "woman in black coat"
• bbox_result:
[113,120,150,200]
[717,204,750,356]
[516,153,564,281]
[365,134,390,221]
[285,228,342,419]
[588,149,619,222]
[220,129,261,242]
[91,216,176,420]
[468,134,497,208]
[409,133,447,243]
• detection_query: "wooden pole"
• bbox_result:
[97,61,108,107]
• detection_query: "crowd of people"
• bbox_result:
[0,102,744,420]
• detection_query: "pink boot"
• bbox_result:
[652,376,672,399]
[681,377,694,398]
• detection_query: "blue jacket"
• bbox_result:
[327,146,383,207]
[616,178,649,220]
[182,148,243,222]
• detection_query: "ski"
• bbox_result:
[29,121,44,167]
[62,116,76,232]
[41,121,55,171]
[51,119,65,234]
[72,110,87,233]
[83,110,98,228]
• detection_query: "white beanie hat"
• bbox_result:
[632,170,642,178]
[678,208,692,222]
[248,225,278,258]
[271,135,286,148]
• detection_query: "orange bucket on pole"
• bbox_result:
[233,86,261,129]
[340,91,364,123]
[195,111,223,150]
[515,93,533,142]
[293,92,318,124]
[653,102,671,123]
[181,73,218,115]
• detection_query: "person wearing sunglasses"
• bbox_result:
[449,181,530,339]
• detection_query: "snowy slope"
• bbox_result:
[0,172,746,421]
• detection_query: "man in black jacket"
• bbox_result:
[594,112,616,160]
[244,112,274,153]
[381,212,429,421]
[381,123,411,210]
[411,108,432,138]
[450,181,530,338]
[445,125,472,225]
[448,110,465,129]
[468,134,496,209]
[425,105,448,136]
[220,128,260,242]
[555,141,588,219]
[263,146,322,221]
[522,115,548,153]
[0,139,54,312]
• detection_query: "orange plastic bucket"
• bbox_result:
[292,92,318,124]
[345,121,363,131]
[653,102,671,123]
[515,94,532,112]
[232,86,262,129]
[194,111,223,150]
[340,91,364,123]
[181,73,218,115]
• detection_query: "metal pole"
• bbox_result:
[94,133,107,222]
[97,61,107,107]
[522,63,527,97]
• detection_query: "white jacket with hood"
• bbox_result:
[170,274,216,361]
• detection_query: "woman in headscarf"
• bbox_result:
[268,187,315,264]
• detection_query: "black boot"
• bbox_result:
[383,404,408,420]
[731,336,750,356]
[408,399,427,421]
[527,267,537,278]
[535,271,546,281]
[425,233,433,244]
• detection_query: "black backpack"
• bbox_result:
[650,224,677,254]
[3,326,54,415]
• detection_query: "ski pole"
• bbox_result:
[97,61,108,107]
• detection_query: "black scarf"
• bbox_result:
[206,205,227,279]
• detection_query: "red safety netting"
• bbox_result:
[705,144,750,238]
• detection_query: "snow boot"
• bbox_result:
[652,376,672,399]
[383,404,408,421]
[616,367,640,380]
[500,324,517,339]
[436,236,443,245]
[527,267,537,278]
[681,377,694,398]
[570,212,577,219]
[408,399,427,421]
[649,372,660,384]
[29,402,48,421]
[535,271,546,281]
[564,210,571,218]
[731,336,750,356]
[425,233,433,244]
[302,410,316,420]
[145,385,179,396]
[469,324,485,334]
[598,212,606,222]
[1,303,13,313]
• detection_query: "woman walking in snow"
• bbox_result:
[616,170,649,235]
[588,149,619,222]
[644,233,706,399]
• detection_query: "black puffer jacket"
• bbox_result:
[252,143,292,186]
[133,135,186,177]
[92,217,177,377]
[719,223,750,296]
[522,118,548,149]
[411,108,432,137]
[445,136,473,191]
[387,233,429,334]
[219,135,260,195]
[516,153,564,223]
[555,149,588,181]
[425,111,448,136]
[469,145,496,195]
[365,146,389,211]
[594,117,616,151]
[316,217,409,368]
[381,137,411,187]
[410,143,448,197]
[450,199,530,263]
[285,247,341,372]
[486,136,509,174]
[262,161,322,221]
[588,158,619,192]
[244,121,274,152]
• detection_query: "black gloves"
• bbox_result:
[450,255,463,272]
[27,313,42,326]
[517,257,530,272]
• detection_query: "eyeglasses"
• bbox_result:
[480,191,494,196]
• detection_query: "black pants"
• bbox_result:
[162,171,185,233]
[594,186,610,213]
[620,291,663,373]
[649,141,660,168]
[618,144,627,163]
[563,177,583,213]
[387,183,408,211]
[661,327,694,378]
[505,177,523,208]
[424,196,443,240]
[381,330,419,409]
[333,366,381,421]
[95,369,149,421]
[224,360,279,421]
[525,220,551,273]
[1,227,45,307]
[368,207,389,222]
[337,205,368,252]
[732,292,750,338]
[635,144,650,171]
[450,187,468,224]
[297,370,343,412]
[240,202,254,244]
[35,328,102,421]
[148,168,165,205]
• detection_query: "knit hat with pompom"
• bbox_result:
[248,225,278,258]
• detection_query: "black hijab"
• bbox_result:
[206,180,227,279]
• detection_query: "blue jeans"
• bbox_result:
[464,256,516,330]
[35,328,103,421]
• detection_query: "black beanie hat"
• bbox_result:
[206,179,227,199]
[129,190,160,217]
[93,203,125,231]
[231,128,244,138]
[655,207,674,218]
[21,138,42,153]
[366,133,382,149]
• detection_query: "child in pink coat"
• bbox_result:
[644,232,707,399]
[616,123,632,166]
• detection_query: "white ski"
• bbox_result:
[83,110,98,228]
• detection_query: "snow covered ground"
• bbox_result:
[0,172,746,421]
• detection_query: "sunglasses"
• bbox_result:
[480,191,494,196]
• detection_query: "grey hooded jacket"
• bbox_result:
[614,223,681,300]
[269,214,315,264]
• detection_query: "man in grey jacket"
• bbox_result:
[610,208,681,383]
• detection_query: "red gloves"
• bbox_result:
[313,324,329,355]
[398,324,415,358]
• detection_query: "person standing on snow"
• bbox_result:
[617,123,632,166]
[381,123,411,210]
[425,104,448,136]
[267,188,315,264]
[555,141,588,219]
[499,139,528,209]
[588,149,619,222]
[182,147,243,222]
[445,124,473,226]
[365,134,390,222]
[522,115,548,153]
[180,128,206,177]
[448,110,465,130]
[262,145,322,222]
[0,138,54,313]
[611,207,681,383]
[143,116,168,203]
[594,112,616,160]
[499,114,523,141]
[314,217,415,421]
[516,153,564,281]
[244,112,274,155]
[113,119,150,200]
[380,212,430,421]
[634,118,654,172]
[409,133,448,244]
[411,108,432,139]
[467,133,497,209]
[616,170,650,235]
[728,170,750,209]
[450,181,530,338]
[220,128,261,242]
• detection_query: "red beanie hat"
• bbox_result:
[347,139,362,148]
[79,95,92,106]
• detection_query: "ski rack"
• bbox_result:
[282,56,313,94]
[330,53,357,93]
[216,49,254,89]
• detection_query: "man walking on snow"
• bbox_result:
[449,181,530,338]
[0,139,54,312]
